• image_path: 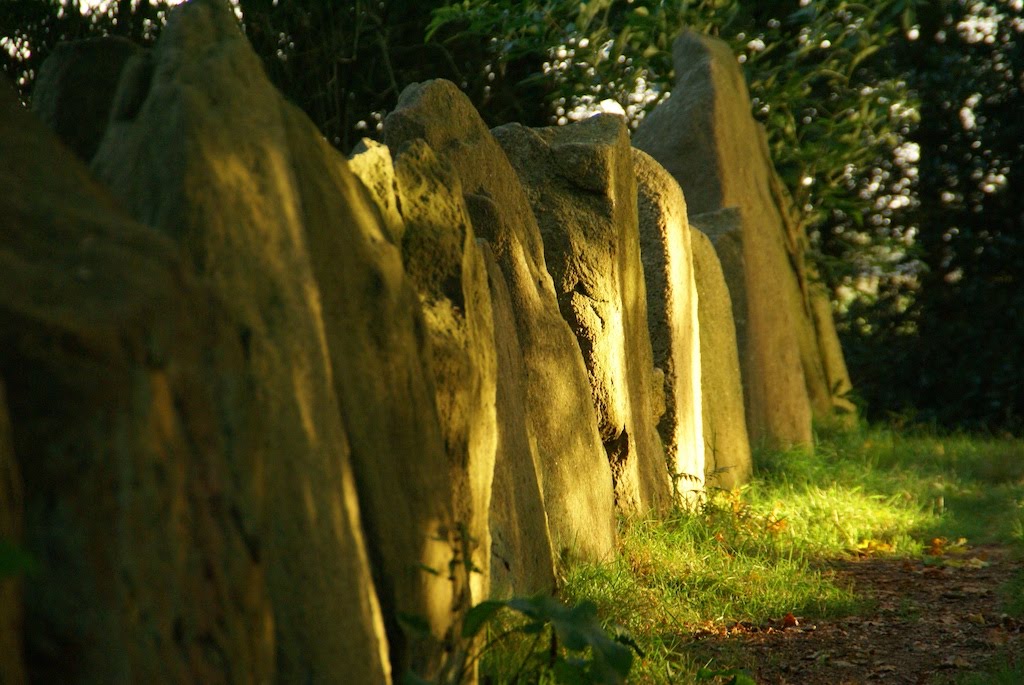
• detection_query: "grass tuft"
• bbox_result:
[480,425,1024,682]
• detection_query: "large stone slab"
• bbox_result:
[634,31,854,448]
[478,240,558,598]
[771,174,858,423]
[349,139,557,601]
[31,36,142,162]
[348,138,405,244]
[281,113,455,680]
[391,140,498,610]
[1,76,278,682]
[493,115,671,514]
[90,1,406,680]
[383,80,617,562]
[688,217,753,488]
[632,149,705,499]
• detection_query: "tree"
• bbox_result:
[876,0,1024,429]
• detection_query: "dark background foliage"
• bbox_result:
[2,0,1022,432]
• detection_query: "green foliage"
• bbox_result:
[695,666,757,685]
[428,0,914,228]
[0,0,174,93]
[412,594,638,684]
[478,596,637,684]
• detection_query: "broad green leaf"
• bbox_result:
[461,599,508,638]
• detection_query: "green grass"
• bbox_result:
[479,424,1024,683]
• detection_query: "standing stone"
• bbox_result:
[384,80,617,562]
[31,36,142,162]
[349,141,557,601]
[2,76,275,682]
[632,149,705,500]
[493,115,671,515]
[689,222,753,488]
[391,140,499,611]
[348,138,405,244]
[479,239,557,599]
[810,280,858,421]
[634,31,854,448]
[771,174,858,422]
[90,2,394,681]
[282,111,453,681]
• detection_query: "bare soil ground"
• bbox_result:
[689,545,1024,684]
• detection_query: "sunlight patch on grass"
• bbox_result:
[480,426,1024,683]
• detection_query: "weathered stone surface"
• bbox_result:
[349,138,405,244]
[772,175,858,423]
[810,280,858,421]
[633,30,855,448]
[478,238,557,599]
[350,138,556,600]
[2,75,276,683]
[90,2,396,681]
[688,219,753,489]
[493,115,670,515]
[391,140,498,610]
[282,109,449,681]
[31,36,142,162]
[0,378,25,684]
[384,80,617,562]
[632,149,705,499]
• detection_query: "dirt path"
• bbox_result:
[691,545,1024,684]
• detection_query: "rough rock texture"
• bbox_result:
[478,239,557,599]
[810,279,858,421]
[492,115,670,515]
[350,138,556,600]
[2,76,276,683]
[772,177,857,422]
[282,108,451,681]
[688,222,753,489]
[633,30,855,448]
[391,140,498,611]
[632,149,705,499]
[90,2,399,681]
[348,138,405,244]
[384,79,617,562]
[30,36,142,162]
[0,379,24,684]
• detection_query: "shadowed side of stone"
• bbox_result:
[769,168,857,423]
[31,36,142,162]
[632,148,706,499]
[688,222,753,489]
[349,139,557,602]
[634,30,849,449]
[384,79,617,563]
[281,110,449,680]
[392,140,499,612]
[1,75,275,683]
[494,115,671,515]
[90,1,394,681]
[477,235,557,599]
